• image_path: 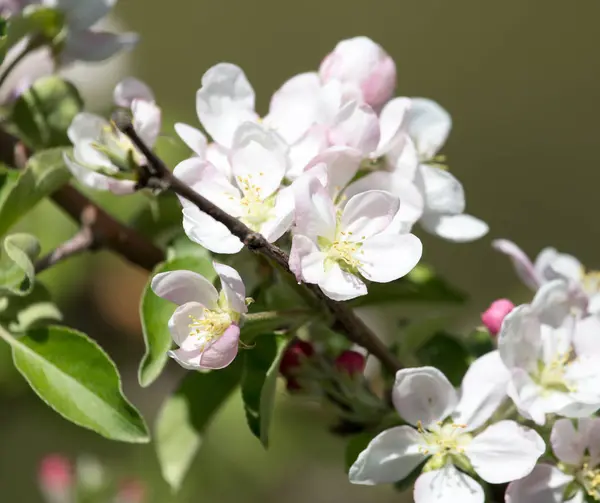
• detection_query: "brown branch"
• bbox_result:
[115,112,403,373]
[0,128,165,271]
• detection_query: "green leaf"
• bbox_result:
[350,264,467,308]
[138,254,215,387]
[0,148,71,237]
[0,233,40,296]
[0,282,62,332]
[0,324,149,442]
[130,193,182,247]
[155,360,242,492]
[5,7,64,51]
[240,311,305,344]
[241,333,288,447]
[11,76,83,149]
[415,332,470,386]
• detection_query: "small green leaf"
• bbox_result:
[11,76,83,149]
[155,360,242,492]
[0,324,149,443]
[0,148,71,237]
[0,233,40,296]
[5,7,64,51]
[139,254,215,387]
[416,332,470,386]
[130,193,183,247]
[350,264,467,307]
[0,282,62,332]
[241,311,305,344]
[241,333,288,447]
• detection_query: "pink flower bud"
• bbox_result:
[38,454,72,495]
[335,350,366,375]
[280,340,315,377]
[319,37,396,110]
[481,299,515,336]
[116,479,146,503]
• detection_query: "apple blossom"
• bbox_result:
[175,122,294,254]
[481,298,514,335]
[506,418,600,503]
[151,262,248,370]
[349,366,544,503]
[290,176,422,301]
[64,77,161,194]
[319,36,396,110]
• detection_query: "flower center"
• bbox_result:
[417,420,471,459]
[582,269,600,296]
[91,123,142,173]
[580,462,600,500]
[531,353,575,394]
[318,230,367,274]
[425,154,449,170]
[236,174,275,230]
[188,309,232,350]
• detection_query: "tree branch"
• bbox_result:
[116,113,403,373]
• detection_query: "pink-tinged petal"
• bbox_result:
[415,164,465,215]
[453,350,510,431]
[175,123,207,158]
[196,63,257,147]
[114,77,154,108]
[505,464,578,503]
[358,233,422,283]
[392,367,457,427]
[582,418,600,465]
[492,239,541,290]
[413,466,484,503]
[230,122,288,198]
[132,99,161,148]
[260,186,294,243]
[213,262,247,315]
[206,143,232,179]
[287,126,330,180]
[182,207,243,254]
[551,418,586,465]
[198,324,240,369]
[386,135,419,180]
[329,101,380,155]
[151,270,218,308]
[374,97,411,156]
[63,30,138,63]
[405,98,452,160]
[341,190,399,239]
[498,305,542,371]
[167,302,205,346]
[420,213,488,243]
[168,347,204,370]
[289,234,324,283]
[319,262,367,301]
[467,420,545,484]
[293,176,336,241]
[348,426,427,485]
[304,146,363,199]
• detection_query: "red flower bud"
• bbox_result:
[481,299,515,336]
[280,340,314,377]
[38,454,72,495]
[335,350,366,375]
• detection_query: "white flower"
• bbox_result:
[494,239,599,315]
[175,122,294,254]
[498,297,600,425]
[151,262,248,370]
[506,418,600,503]
[349,366,545,503]
[289,175,422,301]
[64,78,161,194]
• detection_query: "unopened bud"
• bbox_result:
[335,350,366,376]
[481,299,515,336]
[280,340,314,377]
[38,454,72,501]
[115,479,146,503]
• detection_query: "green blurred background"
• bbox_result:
[2,0,600,500]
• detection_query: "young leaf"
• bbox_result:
[11,76,83,149]
[138,254,215,388]
[5,7,64,51]
[349,264,467,307]
[0,324,149,443]
[416,332,471,386]
[241,333,288,447]
[0,148,71,237]
[0,233,40,296]
[155,360,242,492]
[0,282,62,332]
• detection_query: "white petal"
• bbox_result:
[287,126,329,180]
[230,122,288,198]
[67,112,108,144]
[214,262,247,315]
[420,213,488,243]
[539,316,574,366]
[564,356,600,412]
[56,0,114,29]
[329,100,380,155]
[289,234,325,283]
[550,418,586,465]
[374,97,411,156]
[305,146,363,199]
[341,190,400,239]
[406,98,452,160]
[64,151,112,191]
[467,420,545,484]
[498,305,541,371]
[453,350,510,431]
[182,207,243,254]
[358,233,422,283]
[413,466,484,503]
[387,135,419,180]
[259,186,294,243]
[533,247,560,282]
[175,123,208,158]
[549,254,584,283]
[582,417,600,465]
[415,164,465,215]
[114,77,154,108]
[392,366,457,427]
[492,239,541,290]
[573,316,600,358]
[319,262,367,301]
[348,426,427,485]
[151,270,218,308]
[293,176,336,240]
[206,143,232,179]
[63,30,138,63]
[196,63,257,147]
[531,280,575,329]
[167,302,205,346]
[132,99,161,148]
[505,464,578,503]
